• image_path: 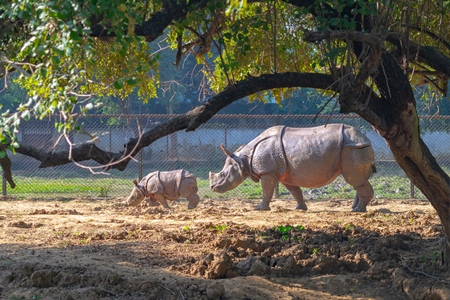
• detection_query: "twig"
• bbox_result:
[313,91,337,123]
[159,283,175,295]
[59,119,143,174]
[400,257,441,280]
[0,55,32,77]
[179,288,186,300]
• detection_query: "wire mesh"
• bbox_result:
[4,113,449,201]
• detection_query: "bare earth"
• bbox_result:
[0,196,449,300]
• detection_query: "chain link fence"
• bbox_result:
[4,114,450,201]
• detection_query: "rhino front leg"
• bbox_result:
[179,178,200,209]
[153,193,170,209]
[352,182,374,212]
[255,174,278,211]
[282,183,307,210]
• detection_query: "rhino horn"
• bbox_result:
[220,144,233,157]
[133,179,139,186]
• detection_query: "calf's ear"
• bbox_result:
[133,179,139,186]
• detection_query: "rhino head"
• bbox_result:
[125,180,146,206]
[209,144,246,193]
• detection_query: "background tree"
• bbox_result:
[1,0,450,265]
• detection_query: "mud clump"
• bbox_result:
[192,252,237,279]
[8,220,33,228]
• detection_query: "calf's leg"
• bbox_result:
[179,177,200,209]
[282,183,307,210]
[153,193,170,209]
[186,193,200,209]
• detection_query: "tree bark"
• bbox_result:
[344,50,450,268]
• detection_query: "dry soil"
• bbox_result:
[0,197,449,300]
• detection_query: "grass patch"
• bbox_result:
[6,176,130,198]
[3,173,425,200]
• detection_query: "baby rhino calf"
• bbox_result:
[126,169,200,209]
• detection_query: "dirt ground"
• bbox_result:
[0,196,449,300]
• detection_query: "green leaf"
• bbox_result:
[0,150,6,159]
[22,110,31,121]
[127,78,137,85]
[224,32,233,39]
[113,81,124,89]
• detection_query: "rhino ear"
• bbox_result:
[220,144,233,157]
[133,179,139,186]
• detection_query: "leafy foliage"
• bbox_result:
[1,0,450,143]
[0,0,159,141]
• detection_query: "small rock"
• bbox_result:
[206,281,225,300]
[247,260,271,276]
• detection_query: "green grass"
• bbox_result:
[2,173,424,200]
[6,176,130,198]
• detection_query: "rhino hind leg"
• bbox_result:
[351,182,374,212]
[282,183,307,210]
[255,174,278,210]
[340,146,375,212]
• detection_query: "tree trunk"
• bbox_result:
[352,52,450,268]
[384,108,450,267]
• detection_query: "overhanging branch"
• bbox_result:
[15,72,336,171]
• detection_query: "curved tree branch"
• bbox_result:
[15,72,342,170]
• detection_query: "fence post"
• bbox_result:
[410,180,415,199]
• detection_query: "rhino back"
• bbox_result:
[157,170,185,200]
[342,124,372,148]
[281,124,345,188]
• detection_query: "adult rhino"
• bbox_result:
[209,124,376,212]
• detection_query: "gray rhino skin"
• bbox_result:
[126,169,200,209]
[209,124,376,212]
